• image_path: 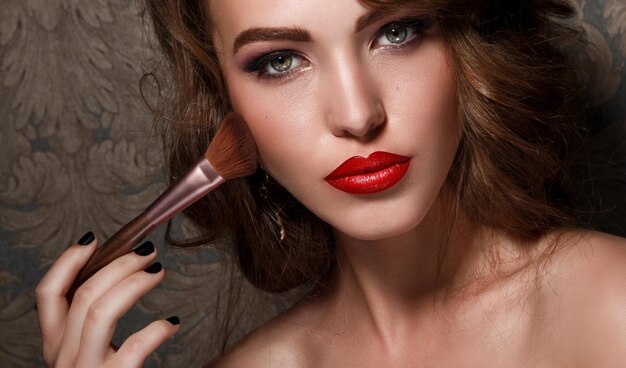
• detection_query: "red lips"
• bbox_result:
[324,151,411,195]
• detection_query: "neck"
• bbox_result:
[326,199,533,349]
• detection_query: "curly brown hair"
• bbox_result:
[143,0,588,296]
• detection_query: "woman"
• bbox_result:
[36,0,626,366]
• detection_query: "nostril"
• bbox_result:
[340,118,385,142]
[362,121,386,142]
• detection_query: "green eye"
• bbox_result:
[384,24,408,44]
[244,50,306,80]
[270,55,293,72]
[375,18,434,48]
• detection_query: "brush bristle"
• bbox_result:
[205,113,258,180]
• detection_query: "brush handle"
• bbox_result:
[67,157,225,301]
[67,213,154,300]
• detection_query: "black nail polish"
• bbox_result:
[134,241,155,256]
[144,262,162,274]
[77,231,95,245]
[166,316,180,325]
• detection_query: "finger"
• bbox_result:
[76,262,165,362]
[35,231,98,364]
[55,241,157,367]
[113,317,180,368]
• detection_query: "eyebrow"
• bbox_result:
[233,27,310,54]
[355,9,392,33]
[232,10,397,54]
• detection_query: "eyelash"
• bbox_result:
[373,17,434,50]
[243,50,305,80]
[243,16,434,81]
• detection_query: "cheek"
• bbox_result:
[234,107,313,171]
[380,43,459,159]
[225,74,322,177]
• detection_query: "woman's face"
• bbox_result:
[209,0,459,241]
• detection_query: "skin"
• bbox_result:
[215,0,459,243]
[207,1,626,367]
[36,239,179,367]
[36,0,626,367]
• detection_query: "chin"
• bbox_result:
[332,208,426,242]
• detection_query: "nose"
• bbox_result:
[322,57,386,140]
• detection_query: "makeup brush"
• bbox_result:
[68,112,257,298]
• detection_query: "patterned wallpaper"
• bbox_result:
[0,0,624,367]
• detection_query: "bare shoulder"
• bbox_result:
[547,229,626,287]
[548,229,626,274]
[542,229,626,365]
[209,300,324,368]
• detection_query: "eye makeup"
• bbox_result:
[239,15,435,81]
[243,49,309,80]
[372,17,435,50]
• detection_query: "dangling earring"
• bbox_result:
[259,171,286,242]
[259,172,269,200]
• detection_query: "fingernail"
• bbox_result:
[77,231,95,245]
[144,262,162,274]
[134,241,155,256]
[166,316,180,325]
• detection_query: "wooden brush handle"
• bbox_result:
[66,157,225,301]
[67,213,155,301]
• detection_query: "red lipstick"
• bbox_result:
[325,151,411,194]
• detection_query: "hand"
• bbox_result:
[36,232,179,367]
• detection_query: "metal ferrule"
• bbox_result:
[144,157,225,227]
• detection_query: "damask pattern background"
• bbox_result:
[0,0,624,367]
